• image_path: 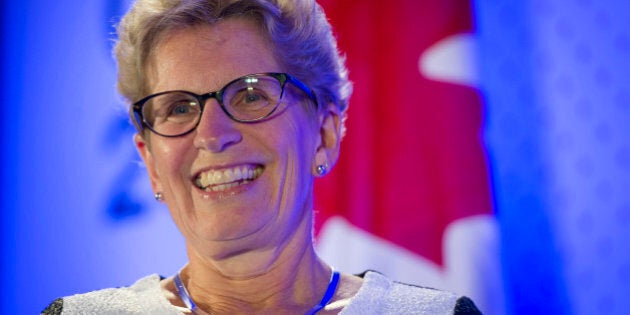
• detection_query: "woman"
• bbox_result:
[43,0,480,314]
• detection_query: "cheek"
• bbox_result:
[278,94,319,151]
[281,114,318,176]
[151,138,194,180]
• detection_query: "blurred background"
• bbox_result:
[1,1,629,314]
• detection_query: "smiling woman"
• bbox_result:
[42,0,480,314]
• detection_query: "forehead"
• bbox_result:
[147,18,281,93]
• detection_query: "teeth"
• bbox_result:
[195,165,263,191]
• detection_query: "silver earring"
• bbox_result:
[154,192,164,202]
[316,164,328,176]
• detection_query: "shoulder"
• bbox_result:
[341,271,481,315]
[41,274,179,315]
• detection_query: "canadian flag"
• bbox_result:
[314,1,504,314]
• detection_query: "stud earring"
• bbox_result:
[154,192,164,202]
[316,163,328,176]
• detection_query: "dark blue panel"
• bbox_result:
[1,0,27,313]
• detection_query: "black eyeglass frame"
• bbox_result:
[130,72,317,137]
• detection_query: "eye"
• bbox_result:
[244,92,263,104]
[231,87,270,110]
[221,75,283,120]
[150,94,200,124]
[169,101,196,116]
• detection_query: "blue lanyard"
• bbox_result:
[306,270,341,315]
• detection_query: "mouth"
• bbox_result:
[194,164,264,192]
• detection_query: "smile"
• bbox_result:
[194,164,264,192]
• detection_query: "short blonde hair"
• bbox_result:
[115,0,351,122]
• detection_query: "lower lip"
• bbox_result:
[194,177,259,200]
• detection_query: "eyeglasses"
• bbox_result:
[131,73,317,137]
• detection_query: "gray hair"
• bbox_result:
[115,0,351,125]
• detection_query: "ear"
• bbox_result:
[134,134,162,194]
[313,103,343,176]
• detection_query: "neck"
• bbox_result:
[181,206,330,313]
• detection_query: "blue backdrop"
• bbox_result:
[2,1,629,314]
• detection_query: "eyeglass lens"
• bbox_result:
[142,75,284,136]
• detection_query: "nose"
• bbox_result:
[193,99,242,152]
